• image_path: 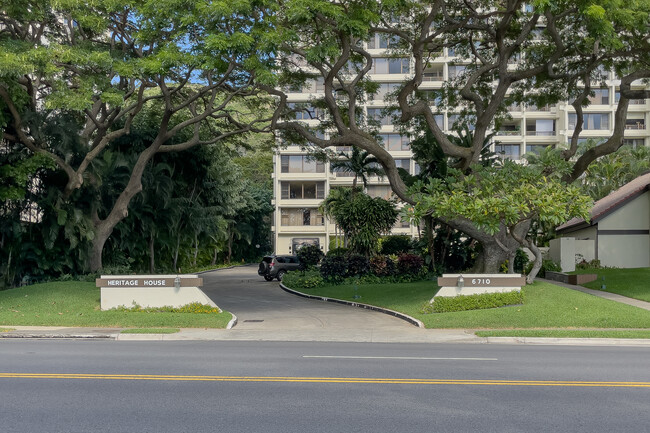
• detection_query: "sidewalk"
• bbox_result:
[2,279,650,346]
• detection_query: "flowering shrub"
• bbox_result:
[115,302,221,314]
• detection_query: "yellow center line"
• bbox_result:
[0,373,649,388]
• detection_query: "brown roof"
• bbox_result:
[556,172,650,233]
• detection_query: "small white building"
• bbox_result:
[554,172,650,270]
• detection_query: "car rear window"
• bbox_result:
[263,257,273,263]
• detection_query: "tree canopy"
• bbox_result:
[260,0,650,272]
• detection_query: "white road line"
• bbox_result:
[303,356,498,361]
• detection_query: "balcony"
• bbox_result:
[625,119,646,130]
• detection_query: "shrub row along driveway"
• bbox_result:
[200,266,415,336]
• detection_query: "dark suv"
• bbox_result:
[258,255,301,281]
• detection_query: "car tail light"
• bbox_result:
[270,259,276,268]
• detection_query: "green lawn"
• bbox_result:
[0,281,232,328]
[295,280,650,329]
[572,267,650,302]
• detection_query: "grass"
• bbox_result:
[294,280,650,329]
[0,328,14,332]
[120,328,180,334]
[572,267,650,302]
[0,281,232,328]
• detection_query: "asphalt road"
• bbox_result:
[1,340,649,433]
[200,266,415,332]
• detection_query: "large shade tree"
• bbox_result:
[0,0,270,271]
[259,0,650,275]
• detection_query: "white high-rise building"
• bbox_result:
[271,44,650,255]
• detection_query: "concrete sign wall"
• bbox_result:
[434,274,525,301]
[97,275,217,311]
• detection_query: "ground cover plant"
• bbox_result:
[282,279,650,330]
[572,267,650,303]
[0,281,232,328]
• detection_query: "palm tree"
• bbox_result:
[330,147,385,189]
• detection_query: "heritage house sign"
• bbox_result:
[96,275,217,310]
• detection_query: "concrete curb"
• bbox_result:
[226,313,238,330]
[486,336,650,347]
[279,283,425,328]
[196,264,253,275]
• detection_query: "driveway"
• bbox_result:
[200,266,415,333]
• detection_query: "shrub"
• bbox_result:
[431,290,524,313]
[576,258,601,270]
[296,244,324,268]
[320,255,348,283]
[500,249,530,273]
[346,254,370,277]
[380,235,412,255]
[525,259,562,277]
[369,255,396,276]
[282,270,325,289]
[327,247,350,257]
[397,253,424,276]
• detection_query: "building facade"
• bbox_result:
[272,45,650,256]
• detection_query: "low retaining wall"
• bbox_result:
[545,271,597,285]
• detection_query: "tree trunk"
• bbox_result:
[192,233,199,267]
[149,231,155,274]
[88,222,113,273]
[211,248,218,266]
[507,250,516,274]
[424,215,436,271]
[87,141,162,272]
[172,234,180,272]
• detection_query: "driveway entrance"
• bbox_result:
[200,266,414,333]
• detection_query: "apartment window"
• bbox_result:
[589,88,610,105]
[525,144,550,155]
[313,77,325,93]
[395,159,410,174]
[371,58,410,74]
[366,185,393,200]
[379,134,410,151]
[287,103,320,120]
[368,33,400,49]
[526,119,555,136]
[367,108,396,126]
[395,216,411,229]
[281,181,325,199]
[280,155,325,173]
[623,138,646,148]
[280,208,324,226]
[448,114,475,131]
[495,144,521,160]
[372,82,401,99]
[615,90,646,105]
[448,65,466,79]
[568,113,610,130]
